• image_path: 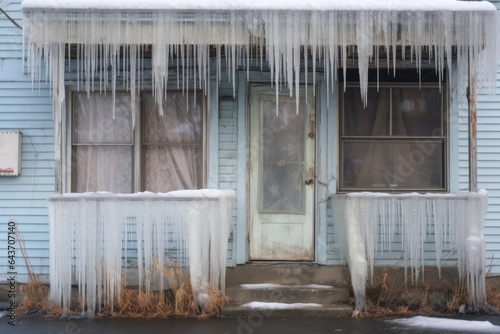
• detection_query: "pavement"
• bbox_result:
[2,314,500,334]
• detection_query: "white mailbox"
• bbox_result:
[0,131,22,176]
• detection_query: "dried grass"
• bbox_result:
[486,280,500,310]
[15,229,228,319]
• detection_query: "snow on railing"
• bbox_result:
[47,189,235,316]
[330,190,488,316]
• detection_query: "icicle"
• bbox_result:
[47,190,235,315]
[333,191,489,315]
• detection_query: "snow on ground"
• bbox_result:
[240,283,334,289]
[389,316,500,333]
[241,302,322,309]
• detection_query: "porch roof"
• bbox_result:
[20,0,498,12]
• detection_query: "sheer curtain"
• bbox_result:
[143,92,202,192]
[72,93,133,193]
[343,86,442,190]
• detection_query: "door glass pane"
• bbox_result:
[342,140,444,190]
[260,96,306,213]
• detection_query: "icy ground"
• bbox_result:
[388,316,500,333]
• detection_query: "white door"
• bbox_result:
[249,86,315,261]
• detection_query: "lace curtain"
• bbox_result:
[142,93,202,192]
[72,92,202,193]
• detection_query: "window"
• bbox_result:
[70,91,204,193]
[339,69,446,192]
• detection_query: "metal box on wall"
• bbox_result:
[0,131,22,176]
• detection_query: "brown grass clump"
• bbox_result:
[486,280,500,310]
[15,227,54,316]
[104,287,174,319]
[174,276,201,317]
[204,284,230,316]
[359,268,443,318]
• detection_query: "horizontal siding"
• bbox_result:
[0,1,23,59]
[459,59,500,274]
[0,20,54,286]
[218,92,239,267]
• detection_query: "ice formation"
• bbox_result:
[47,189,235,315]
[331,190,489,315]
[21,1,498,122]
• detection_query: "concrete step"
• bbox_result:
[222,263,353,318]
[221,303,353,318]
[225,263,350,286]
[226,284,350,304]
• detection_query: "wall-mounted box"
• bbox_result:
[0,131,22,176]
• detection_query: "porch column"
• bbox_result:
[468,57,478,193]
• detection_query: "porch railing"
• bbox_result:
[47,189,235,315]
[329,190,488,316]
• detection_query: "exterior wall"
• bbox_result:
[2,0,500,285]
[456,0,500,275]
[0,0,53,283]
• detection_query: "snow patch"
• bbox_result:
[240,283,334,289]
[388,316,500,333]
[241,302,322,309]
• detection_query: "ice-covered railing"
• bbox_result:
[47,189,235,316]
[21,0,498,122]
[330,190,489,317]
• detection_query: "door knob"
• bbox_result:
[305,179,313,185]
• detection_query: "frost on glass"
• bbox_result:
[260,96,306,213]
[47,190,235,316]
[331,191,489,317]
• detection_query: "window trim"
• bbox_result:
[64,88,207,194]
[338,81,448,193]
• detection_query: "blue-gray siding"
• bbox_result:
[455,0,500,274]
[2,0,500,286]
[0,0,53,283]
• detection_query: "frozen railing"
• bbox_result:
[47,189,235,316]
[330,190,488,316]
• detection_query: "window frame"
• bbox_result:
[338,80,448,193]
[65,88,207,193]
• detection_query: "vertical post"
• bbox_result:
[468,56,478,193]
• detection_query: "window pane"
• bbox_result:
[73,93,132,143]
[143,92,202,144]
[73,146,133,193]
[143,146,202,192]
[343,87,390,136]
[392,88,441,136]
[342,140,444,190]
[143,91,203,192]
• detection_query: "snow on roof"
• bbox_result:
[21,0,497,12]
